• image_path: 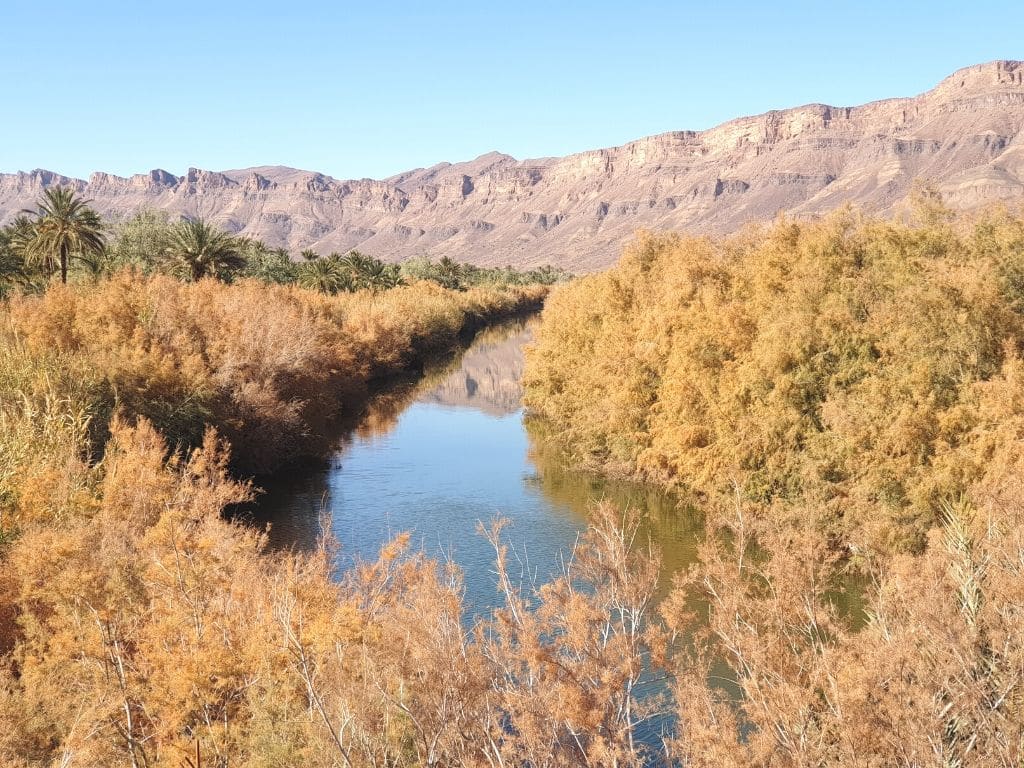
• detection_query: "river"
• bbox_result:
[246,317,706,748]
[249,317,704,611]
[244,314,871,755]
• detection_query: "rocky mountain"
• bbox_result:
[2,60,1023,271]
[418,322,531,418]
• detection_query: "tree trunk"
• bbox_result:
[60,242,68,284]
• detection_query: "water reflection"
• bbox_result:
[250,318,701,615]
[248,317,712,754]
[418,321,528,416]
[247,317,867,756]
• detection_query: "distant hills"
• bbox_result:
[2,60,1023,271]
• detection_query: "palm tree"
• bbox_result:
[162,218,247,281]
[21,187,106,284]
[76,247,119,282]
[297,257,353,294]
[0,217,31,295]
[362,260,403,291]
[300,248,320,262]
[435,255,465,290]
[338,250,402,291]
[338,250,373,285]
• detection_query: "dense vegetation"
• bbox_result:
[1,274,545,480]
[0,202,569,297]
[2,189,1022,766]
[0,190,553,477]
[526,201,1024,553]
[522,201,1024,764]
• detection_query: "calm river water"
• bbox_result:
[250,317,704,612]
[247,315,864,754]
[247,317,705,747]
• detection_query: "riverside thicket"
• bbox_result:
[2,194,1022,766]
[526,201,1024,553]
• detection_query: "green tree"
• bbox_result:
[75,248,119,282]
[339,250,402,291]
[0,216,34,295]
[296,257,352,294]
[239,240,297,284]
[162,218,247,281]
[435,255,465,289]
[107,210,174,274]
[21,187,106,284]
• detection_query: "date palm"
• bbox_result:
[297,257,353,294]
[435,255,465,290]
[0,217,31,295]
[21,187,106,284]
[362,259,403,290]
[163,218,247,281]
[339,250,402,291]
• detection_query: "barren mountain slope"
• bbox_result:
[2,60,1022,270]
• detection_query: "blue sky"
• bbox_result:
[2,1,1021,180]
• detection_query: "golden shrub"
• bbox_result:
[526,205,1024,552]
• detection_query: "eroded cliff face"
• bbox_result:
[418,323,529,418]
[3,61,1023,271]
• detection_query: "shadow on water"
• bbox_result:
[243,316,866,756]
[244,317,705,609]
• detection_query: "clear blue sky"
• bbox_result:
[3,1,1021,181]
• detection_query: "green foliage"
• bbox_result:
[296,256,353,294]
[401,254,570,289]
[105,209,174,274]
[162,217,247,281]
[7,203,566,300]
[0,218,32,297]
[19,187,106,284]
[339,250,403,291]
[239,241,299,284]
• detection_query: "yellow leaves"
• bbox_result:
[1,272,546,477]
[527,207,1024,553]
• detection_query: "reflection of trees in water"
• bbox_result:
[243,319,540,548]
[523,415,704,600]
[351,318,535,438]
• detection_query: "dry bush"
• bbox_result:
[2,273,545,476]
[664,482,1024,767]
[1,411,1019,765]
[0,415,665,766]
[526,203,1024,553]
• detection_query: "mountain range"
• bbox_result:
[2,60,1023,271]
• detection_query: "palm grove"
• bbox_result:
[0,187,568,296]
[1,184,1023,767]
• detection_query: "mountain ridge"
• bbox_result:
[3,60,1023,270]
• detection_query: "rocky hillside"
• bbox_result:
[2,60,1023,271]
[419,323,529,418]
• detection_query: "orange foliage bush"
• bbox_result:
[665,468,1024,767]
[4,210,1024,764]
[0,417,664,766]
[2,273,545,477]
[525,204,1024,552]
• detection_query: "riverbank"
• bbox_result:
[0,273,547,499]
[0,275,678,767]
[520,206,1024,764]
[524,205,1024,554]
